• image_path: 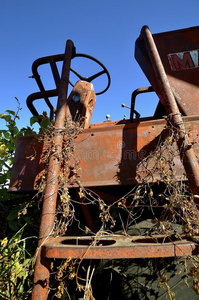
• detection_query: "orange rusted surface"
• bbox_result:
[9,115,199,192]
[43,235,199,259]
[66,80,96,129]
[135,26,199,116]
[136,26,199,196]
[9,135,44,192]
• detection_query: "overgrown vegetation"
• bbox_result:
[1,100,199,299]
[0,99,38,299]
[0,98,35,201]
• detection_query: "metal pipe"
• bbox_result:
[130,86,154,121]
[141,25,199,198]
[31,40,75,299]
[26,89,58,119]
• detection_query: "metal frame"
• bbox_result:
[10,27,199,299]
[27,52,110,121]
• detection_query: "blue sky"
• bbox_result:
[1,0,199,129]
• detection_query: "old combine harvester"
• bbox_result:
[9,26,199,298]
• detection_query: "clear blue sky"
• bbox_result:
[1,0,199,129]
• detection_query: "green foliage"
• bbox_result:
[0,226,32,300]
[0,100,54,298]
[30,112,52,133]
[0,98,36,201]
[0,98,38,299]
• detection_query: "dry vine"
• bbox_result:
[27,114,199,299]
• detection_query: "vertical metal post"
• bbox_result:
[32,40,75,299]
[141,26,199,198]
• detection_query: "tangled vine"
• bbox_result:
[26,113,199,299]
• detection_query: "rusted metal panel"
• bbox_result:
[135,26,199,116]
[43,235,199,259]
[135,26,199,196]
[9,136,45,192]
[9,115,199,192]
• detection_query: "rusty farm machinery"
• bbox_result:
[9,25,199,298]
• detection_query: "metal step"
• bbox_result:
[43,235,199,259]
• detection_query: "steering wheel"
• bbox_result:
[70,53,111,95]
[27,51,111,119]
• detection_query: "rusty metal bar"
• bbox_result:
[26,89,57,119]
[130,86,154,121]
[43,235,199,259]
[50,59,61,88]
[141,26,199,198]
[31,40,75,300]
[30,54,65,114]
